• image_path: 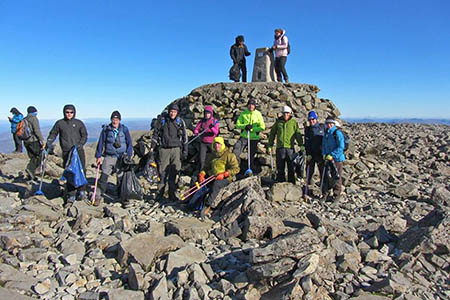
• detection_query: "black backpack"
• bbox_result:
[333,129,350,152]
[287,42,291,55]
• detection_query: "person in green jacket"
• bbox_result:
[233,99,266,174]
[198,137,240,218]
[267,106,303,183]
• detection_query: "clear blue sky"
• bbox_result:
[1,0,449,120]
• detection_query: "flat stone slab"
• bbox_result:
[0,287,35,300]
[165,217,213,241]
[117,233,184,271]
[166,245,207,276]
[21,204,61,222]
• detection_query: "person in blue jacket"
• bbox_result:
[322,116,345,201]
[94,110,133,206]
[8,107,24,153]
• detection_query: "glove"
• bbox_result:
[198,171,205,183]
[306,155,312,162]
[266,147,272,155]
[245,124,253,131]
[151,141,157,150]
[216,171,230,181]
[209,123,215,129]
[182,150,188,160]
[324,155,333,161]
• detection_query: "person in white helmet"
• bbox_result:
[267,106,303,183]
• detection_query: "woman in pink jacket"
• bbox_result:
[193,105,220,169]
[272,28,289,83]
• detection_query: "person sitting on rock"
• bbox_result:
[230,35,251,82]
[304,110,325,192]
[23,106,45,181]
[151,103,188,201]
[322,116,345,202]
[198,137,240,219]
[267,106,303,183]
[233,99,265,175]
[193,105,219,170]
[8,107,24,153]
[94,110,133,206]
[46,104,88,203]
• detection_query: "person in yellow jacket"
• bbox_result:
[198,136,240,218]
[233,99,266,174]
[267,106,303,183]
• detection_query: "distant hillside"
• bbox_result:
[0,118,152,153]
[345,117,450,125]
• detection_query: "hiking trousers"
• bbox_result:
[98,155,123,195]
[12,133,23,153]
[24,141,41,177]
[205,179,229,207]
[199,141,212,171]
[333,161,343,197]
[276,148,295,183]
[233,137,258,172]
[238,60,247,82]
[306,155,324,186]
[275,56,288,82]
[158,147,181,199]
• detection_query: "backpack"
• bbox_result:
[16,119,32,140]
[333,129,350,152]
[287,42,291,55]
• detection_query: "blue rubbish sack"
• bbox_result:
[187,186,209,211]
[61,147,88,188]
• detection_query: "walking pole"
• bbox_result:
[320,161,328,197]
[187,119,220,145]
[244,130,253,176]
[91,163,101,205]
[270,150,276,180]
[303,164,310,199]
[181,175,216,201]
[35,150,48,196]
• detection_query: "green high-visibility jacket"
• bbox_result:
[235,109,266,140]
[268,116,303,149]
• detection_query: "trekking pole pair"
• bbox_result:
[181,175,215,201]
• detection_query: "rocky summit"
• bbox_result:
[0,82,449,300]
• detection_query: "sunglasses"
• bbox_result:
[65,111,74,114]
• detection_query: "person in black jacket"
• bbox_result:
[230,35,251,82]
[151,103,187,201]
[47,104,88,203]
[304,111,325,193]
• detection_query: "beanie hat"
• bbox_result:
[282,106,292,113]
[27,106,37,114]
[308,111,318,120]
[325,116,336,124]
[247,99,257,106]
[111,110,121,120]
[168,103,179,112]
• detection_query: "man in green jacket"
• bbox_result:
[199,137,240,218]
[267,106,303,183]
[233,99,265,174]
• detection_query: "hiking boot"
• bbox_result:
[285,79,289,84]
[67,195,76,204]
[333,194,341,202]
[78,191,87,201]
[200,206,211,220]
[93,193,103,206]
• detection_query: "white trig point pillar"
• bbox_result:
[252,47,277,82]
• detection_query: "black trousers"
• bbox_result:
[233,137,258,172]
[275,56,288,82]
[276,148,295,183]
[199,142,212,171]
[306,155,324,186]
[12,133,23,152]
[24,141,42,176]
[62,148,87,196]
[205,179,229,207]
[238,60,247,82]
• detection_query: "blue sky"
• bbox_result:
[1,0,449,120]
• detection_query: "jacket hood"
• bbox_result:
[10,107,21,115]
[204,105,214,114]
[275,29,286,39]
[63,104,76,119]
[212,136,226,153]
[235,35,244,45]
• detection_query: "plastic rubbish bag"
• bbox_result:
[61,147,88,188]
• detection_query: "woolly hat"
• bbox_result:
[308,111,318,120]
[282,106,292,113]
[247,99,257,106]
[325,116,336,124]
[168,103,179,112]
[111,110,121,120]
[27,106,37,114]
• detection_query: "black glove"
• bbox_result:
[209,123,215,129]
[151,141,157,150]
[245,124,253,131]
[182,150,188,160]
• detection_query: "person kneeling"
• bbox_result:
[198,137,240,219]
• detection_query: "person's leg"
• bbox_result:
[275,148,286,182]
[241,61,247,83]
[199,142,209,171]
[13,133,23,153]
[157,148,170,198]
[233,137,247,165]
[286,149,295,184]
[168,148,181,201]
[249,140,258,171]
[24,141,40,179]
[205,179,229,207]
[317,157,325,186]
[61,151,76,200]
[98,156,116,195]
[279,56,288,82]
[306,158,316,186]
[274,57,283,82]
[333,162,343,199]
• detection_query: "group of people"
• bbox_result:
[230,28,290,83]
[8,98,345,215]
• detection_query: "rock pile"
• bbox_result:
[0,82,449,300]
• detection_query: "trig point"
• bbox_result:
[252,47,277,82]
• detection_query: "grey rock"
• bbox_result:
[0,287,35,300]
[149,277,169,300]
[165,245,207,277]
[242,216,286,241]
[293,253,320,279]
[58,238,86,261]
[165,217,212,241]
[108,289,145,300]
[250,257,297,280]
[430,186,450,208]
